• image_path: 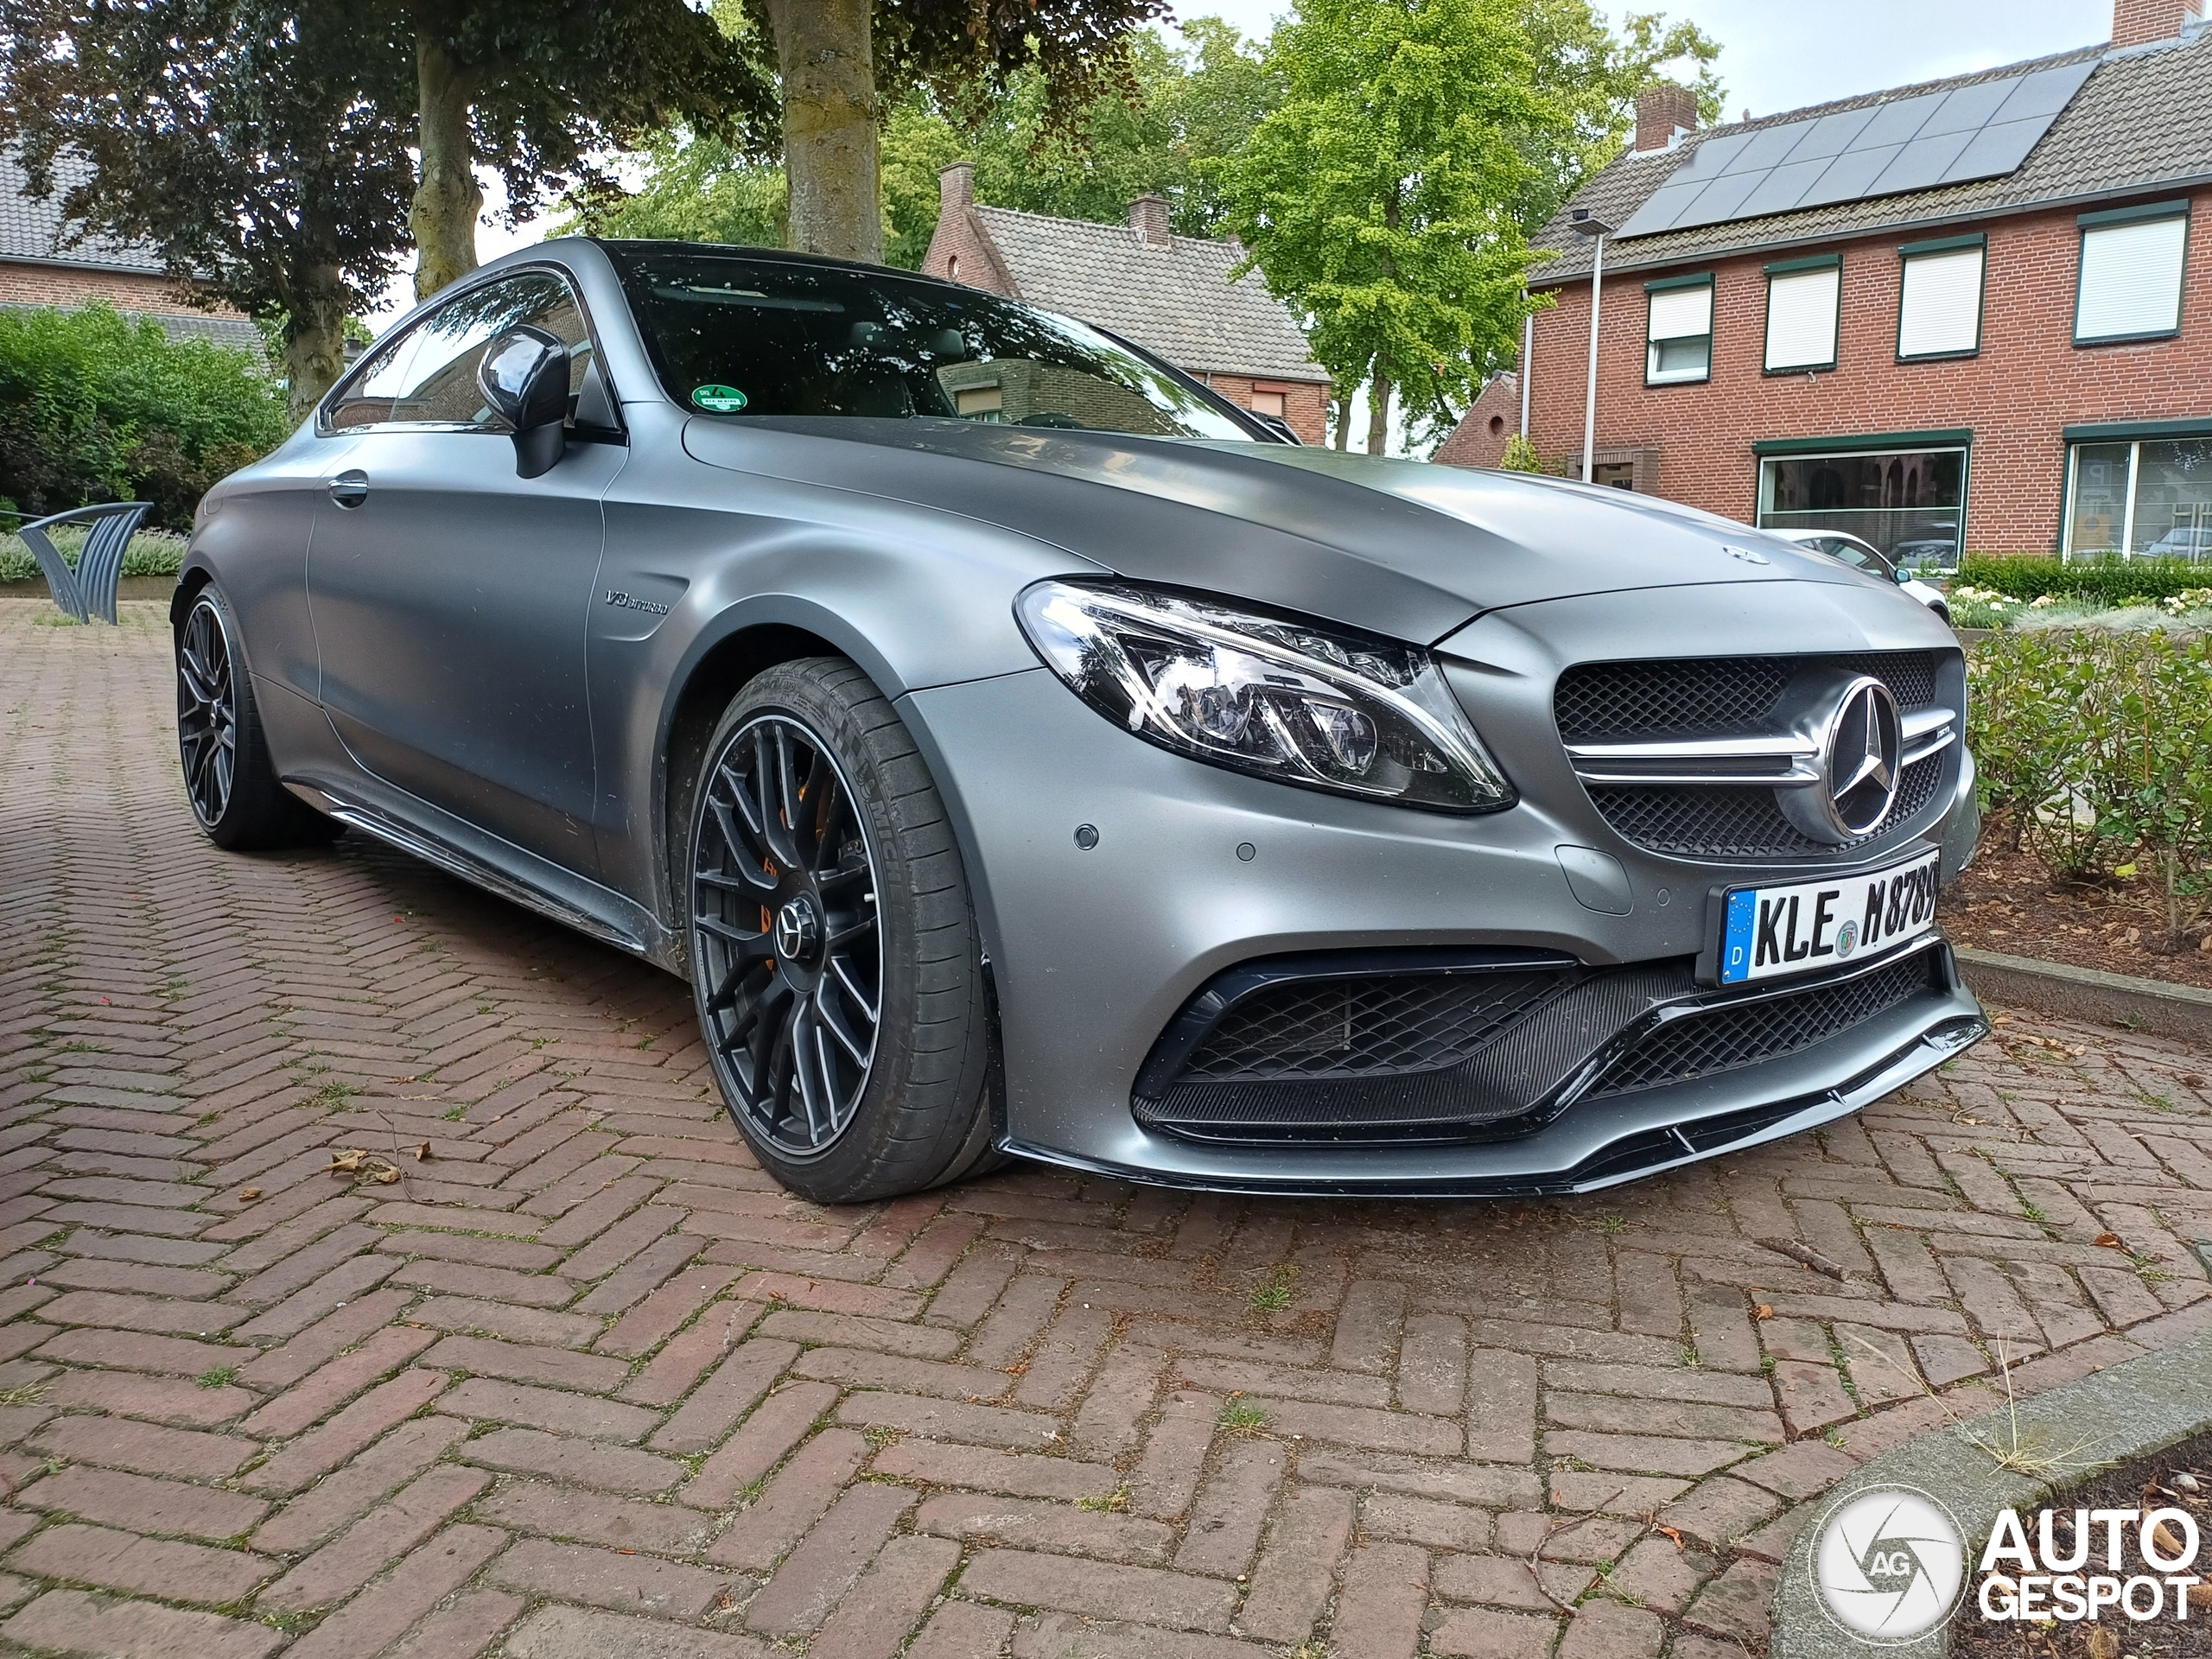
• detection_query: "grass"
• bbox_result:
[1248,1264,1297,1314]
[0,1383,50,1408]
[1077,1484,1131,1513]
[1218,1401,1270,1437]
[197,1365,238,1389]
[1841,1330,2107,1480]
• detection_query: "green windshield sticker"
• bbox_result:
[691,384,748,413]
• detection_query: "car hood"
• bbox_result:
[682,416,1867,645]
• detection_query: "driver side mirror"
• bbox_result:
[1895,565,1913,584]
[478,327,570,479]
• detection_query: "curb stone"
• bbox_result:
[1770,1328,2212,1658]
[1955,944,2212,1047]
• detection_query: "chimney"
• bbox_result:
[1128,194,1172,248]
[2112,0,2200,44]
[1635,83,1698,153]
[938,162,974,216]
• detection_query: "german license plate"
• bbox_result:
[1717,849,1942,986]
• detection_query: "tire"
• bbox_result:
[175,585,339,850]
[680,657,1001,1203]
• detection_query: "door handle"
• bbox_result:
[327,470,369,509]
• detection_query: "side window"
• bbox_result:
[327,270,595,432]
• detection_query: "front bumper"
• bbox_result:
[901,620,1986,1196]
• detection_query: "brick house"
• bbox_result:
[2,149,259,353]
[1500,0,2211,562]
[1432,372,1519,468]
[923,164,1332,443]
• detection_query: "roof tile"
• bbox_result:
[970,205,1328,384]
[1530,32,2212,282]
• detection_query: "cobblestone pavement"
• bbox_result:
[5,602,2212,1659]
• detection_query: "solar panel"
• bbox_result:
[1614,57,2096,238]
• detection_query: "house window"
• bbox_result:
[1592,462,1636,490]
[1250,389,1286,418]
[1897,236,1985,359]
[2063,430,2212,559]
[1756,440,1968,567]
[954,383,1003,419]
[1764,257,1841,372]
[2075,202,2190,345]
[1643,275,1712,385]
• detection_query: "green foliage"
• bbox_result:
[954,20,1280,240]
[1958,555,2210,605]
[0,526,189,584]
[1498,432,1543,473]
[1,0,422,413]
[1968,628,2212,940]
[575,129,787,250]
[587,18,1274,270]
[0,303,287,529]
[1513,0,1724,237]
[1215,0,1571,448]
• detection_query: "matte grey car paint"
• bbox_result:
[177,237,1985,1196]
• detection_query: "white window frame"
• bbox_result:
[1764,257,1842,373]
[1643,274,1713,386]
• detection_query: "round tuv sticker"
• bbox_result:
[1811,1484,1968,1643]
[691,384,749,413]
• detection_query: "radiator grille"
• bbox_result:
[1588,950,1937,1099]
[1587,753,1944,861]
[1557,651,1951,860]
[1180,971,1573,1083]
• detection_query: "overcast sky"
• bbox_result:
[387,0,2119,320]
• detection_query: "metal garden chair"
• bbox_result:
[11,502,153,624]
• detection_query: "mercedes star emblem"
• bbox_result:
[1821,677,1904,839]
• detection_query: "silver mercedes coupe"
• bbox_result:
[171,238,1987,1202]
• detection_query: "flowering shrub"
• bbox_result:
[1969,629,2212,942]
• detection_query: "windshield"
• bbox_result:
[606,246,1260,442]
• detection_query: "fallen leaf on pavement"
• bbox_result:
[238,1187,261,1202]
[2094,1232,2124,1249]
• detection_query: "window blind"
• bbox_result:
[1898,247,1984,358]
[2076,216,2187,341]
[1765,266,1840,371]
[1648,284,1712,341]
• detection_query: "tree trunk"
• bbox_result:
[1366,374,1392,455]
[283,264,350,422]
[410,36,482,302]
[765,0,880,263]
[1332,392,1351,450]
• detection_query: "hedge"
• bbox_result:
[1957,554,2210,605]
[1968,626,2212,942]
[0,301,288,531]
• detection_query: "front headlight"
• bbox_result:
[1014,579,1515,814]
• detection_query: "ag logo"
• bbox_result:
[1811,1485,1967,1643]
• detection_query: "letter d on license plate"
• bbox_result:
[1718,850,1942,986]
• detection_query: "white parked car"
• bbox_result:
[2143,525,2212,562]
[1774,530,1951,623]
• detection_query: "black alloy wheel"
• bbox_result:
[172,584,340,851]
[177,594,238,829]
[691,712,884,1157]
[683,658,998,1203]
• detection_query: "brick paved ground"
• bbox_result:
[4,601,2212,1659]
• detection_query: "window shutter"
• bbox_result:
[1765,265,1840,371]
[2077,217,2188,340]
[1648,284,1712,341]
[1898,247,1984,358]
